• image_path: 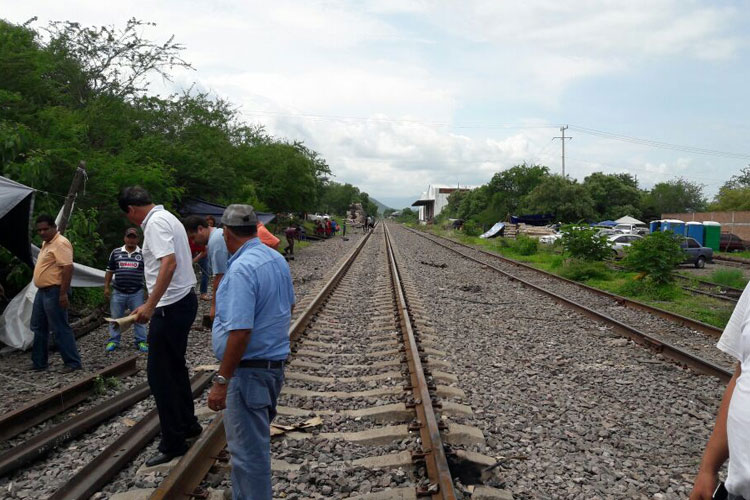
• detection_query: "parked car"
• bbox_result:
[680,237,713,268]
[539,233,562,244]
[720,232,749,252]
[607,234,642,257]
[306,213,331,222]
[614,223,649,235]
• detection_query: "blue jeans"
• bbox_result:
[108,289,147,344]
[224,365,284,500]
[197,256,209,294]
[30,286,81,369]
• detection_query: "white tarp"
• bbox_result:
[615,215,646,225]
[0,245,105,350]
[480,222,505,239]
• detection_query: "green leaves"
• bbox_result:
[621,231,684,284]
[559,225,612,261]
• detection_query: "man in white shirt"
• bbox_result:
[118,186,201,467]
[691,281,750,500]
[183,215,229,322]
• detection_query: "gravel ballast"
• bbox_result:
[387,222,727,500]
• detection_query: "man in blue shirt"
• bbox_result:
[207,204,295,500]
[104,227,148,352]
[183,216,230,321]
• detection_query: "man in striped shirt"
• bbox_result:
[104,227,148,352]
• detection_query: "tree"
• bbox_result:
[560,225,612,261]
[45,18,192,100]
[710,167,750,211]
[521,175,596,222]
[486,163,550,218]
[583,172,642,220]
[621,231,684,284]
[641,178,706,218]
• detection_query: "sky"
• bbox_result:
[5,1,750,208]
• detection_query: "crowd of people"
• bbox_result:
[29,186,301,499]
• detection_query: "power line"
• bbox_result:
[568,125,750,160]
[239,110,558,130]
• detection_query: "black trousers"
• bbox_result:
[147,290,199,453]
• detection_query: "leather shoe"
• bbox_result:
[186,424,202,440]
[58,365,82,374]
[27,363,47,372]
[145,450,185,467]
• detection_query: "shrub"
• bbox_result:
[617,278,681,301]
[621,231,684,284]
[462,221,481,237]
[710,269,748,289]
[558,259,610,281]
[560,225,611,261]
[514,234,539,255]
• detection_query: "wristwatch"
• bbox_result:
[213,375,228,386]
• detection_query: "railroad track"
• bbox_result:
[141,224,506,499]
[405,227,734,383]
[673,274,743,303]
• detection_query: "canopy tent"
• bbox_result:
[179,197,276,226]
[480,222,505,239]
[615,215,645,225]
[0,176,35,268]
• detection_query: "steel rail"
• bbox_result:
[149,413,226,499]
[406,227,732,383]
[48,372,214,500]
[0,381,152,477]
[289,230,372,343]
[409,228,724,338]
[0,355,139,442]
[148,231,373,499]
[384,223,456,499]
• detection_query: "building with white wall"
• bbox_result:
[411,185,471,223]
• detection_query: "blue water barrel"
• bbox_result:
[686,221,704,245]
[650,220,661,233]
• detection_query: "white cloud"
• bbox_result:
[2,1,746,201]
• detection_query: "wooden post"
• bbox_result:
[58,161,87,235]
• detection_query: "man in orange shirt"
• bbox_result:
[257,221,280,251]
[30,214,82,372]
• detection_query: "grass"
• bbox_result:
[709,269,748,289]
[716,250,750,259]
[425,226,736,329]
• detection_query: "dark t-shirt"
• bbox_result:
[107,246,145,294]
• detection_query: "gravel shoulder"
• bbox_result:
[388,222,726,500]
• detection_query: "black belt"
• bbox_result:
[238,359,285,369]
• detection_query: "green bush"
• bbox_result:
[621,231,684,284]
[514,234,538,256]
[462,221,481,237]
[560,225,612,261]
[710,269,748,289]
[558,259,610,281]
[617,278,681,301]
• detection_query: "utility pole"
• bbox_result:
[552,125,572,177]
[58,161,87,235]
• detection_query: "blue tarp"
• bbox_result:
[480,222,505,239]
[180,198,275,225]
[510,214,554,226]
[595,220,617,227]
